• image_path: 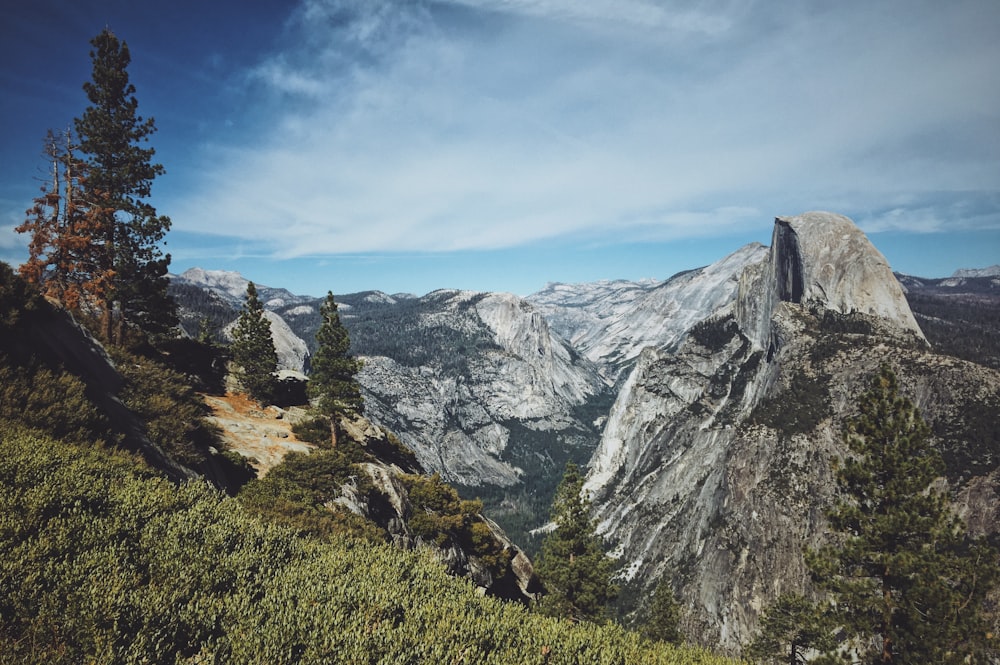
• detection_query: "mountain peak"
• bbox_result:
[173,268,250,302]
[952,265,1000,279]
[750,211,926,343]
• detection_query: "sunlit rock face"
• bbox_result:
[583,213,997,653]
[356,290,611,487]
[529,243,769,384]
[767,212,924,342]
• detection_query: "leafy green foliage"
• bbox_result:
[805,367,999,664]
[238,448,386,543]
[402,473,513,575]
[230,282,278,404]
[0,357,112,448]
[291,416,337,447]
[109,346,221,468]
[0,263,114,446]
[535,462,618,623]
[0,424,738,665]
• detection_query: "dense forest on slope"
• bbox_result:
[900,274,1000,370]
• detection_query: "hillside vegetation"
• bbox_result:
[0,424,736,665]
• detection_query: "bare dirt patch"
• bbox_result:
[203,392,313,476]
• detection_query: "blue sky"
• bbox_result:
[2,0,998,298]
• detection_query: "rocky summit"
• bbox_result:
[581,212,999,651]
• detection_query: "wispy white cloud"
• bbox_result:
[169,0,1000,257]
[445,0,739,35]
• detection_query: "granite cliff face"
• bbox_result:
[351,290,610,488]
[528,243,768,383]
[582,213,999,652]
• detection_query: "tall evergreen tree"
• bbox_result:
[74,28,175,343]
[230,282,277,404]
[745,594,836,664]
[805,366,998,664]
[307,291,363,446]
[642,578,684,645]
[535,461,617,623]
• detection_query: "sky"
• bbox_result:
[1,0,998,298]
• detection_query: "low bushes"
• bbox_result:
[0,424,737,665]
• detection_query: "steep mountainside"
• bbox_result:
[528,243,768,383]
[1,264,538,604]
[897,271,1000,370]
[581,212,1000,652]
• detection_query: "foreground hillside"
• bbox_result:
[0,424,736,665]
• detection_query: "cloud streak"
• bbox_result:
[168,0,1000,258]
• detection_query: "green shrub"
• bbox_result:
[0,355,113,447]
[291,416,335,446]
[402,473,512,575]
[0,424,739,665]
[110,347,221,467]
[238,449,386,543]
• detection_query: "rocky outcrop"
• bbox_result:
[205,393,538,601]
[738,212,926,349]
[583,213,998,653]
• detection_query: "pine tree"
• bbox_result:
[642,578,684,645]
[73,28,175,343]
[745,594,836,664]
[805,366,998,664]
[307,291,363,446]
[230,282,277,404]
[535,461,618,623]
